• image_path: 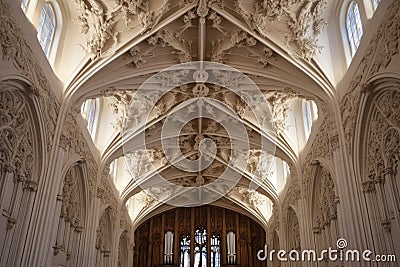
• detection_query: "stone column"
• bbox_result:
[15,179,37,265]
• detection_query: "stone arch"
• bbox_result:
[286,206,301,252]
[271,230,281,267]
[354,75,400,258]
[95,205,114,266]
[310,165,339,251]
[0,79,46,266]
[117,230,129,267]
[53,161,88,266]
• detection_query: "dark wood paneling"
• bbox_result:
[133,206,266,267]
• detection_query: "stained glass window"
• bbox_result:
[87,99,96,134]
[81,99,97,137]
[37,3,55,55]
[194,228,207,267]
[210,234,221,267]
[179,235,190,267]
[346,1,363,56]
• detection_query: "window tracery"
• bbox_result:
[80,99,98,138]
[37,3,56,56]
[346,1,363,56]
[179,234,190,267]
[20,0,29,12]
[372,0,380,10]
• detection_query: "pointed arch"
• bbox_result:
[117,230,129,267]
[310,165,339,250]
[0,79,46,266]
[37,2,56,56]
[95,206,113,266]
[346,1,363,57]
[53,161,88,266]
[354,74,400,258]
[286,207,301,252]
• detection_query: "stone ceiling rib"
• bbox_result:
[66,1,198,97]
[63,0,337,222]
[209,4,334,98]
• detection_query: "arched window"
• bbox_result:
[179,234,191,267]
[194,228,207,267]
[305,100,312,137]
[37,3,56,56]
[346,1,363,56]
[372,0,380,11]
[303,99,317,141]
[210,234,221,267]
[109,158,118,183]
[87,100,96,134]
[21,0,29,12]
[81,99,98,138]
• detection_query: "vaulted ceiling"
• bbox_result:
[62,0,335,228]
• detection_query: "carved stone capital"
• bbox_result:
[14,174,25,183]
[4,164,15,173]
[312,227,320,234]
[367,171,376,181]
[334,196,340,205]
[381,219,391,232]
[360,82,372,94]
[59,135,69,151]
[53,245,63,255]
[362,180,376,193]
[375,175,384,184]
[6,217,17,230]
[197,0,209,17]
[23,179,38,192]
[382,167,393,177]
[329,134,340,150]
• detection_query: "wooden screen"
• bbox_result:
[133,206,266,267]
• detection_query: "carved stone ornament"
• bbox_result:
[0,0,59,152]
[61,109,99,196]
[105,90,133,130]
[0,89,34,180]
[61,165,83,227]
[74,0,171,59]
[148,28,193,63]
[74,0,118,59]
[97,168,119,210]
[340,0,400,152]
[264,91,297,134]
[266,205,279,242]
[235,0,328,60]
[312,167,337,229]
[301,101,336,199]
[96,207,113,250]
